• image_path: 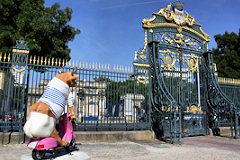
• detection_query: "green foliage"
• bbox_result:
[212,29,240,78]
[94,76,111,83]
[107,80,146,103]
[0,0,80,60]
[94,76,147,103]
[12,85,26,109]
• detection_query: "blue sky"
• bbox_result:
[45,0,240,67]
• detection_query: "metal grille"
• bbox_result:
[0,37,150,145]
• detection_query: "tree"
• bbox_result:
[212,29,240,79]
[0,0,80,60]
[94,76,146,103]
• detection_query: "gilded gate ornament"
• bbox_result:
[160,49,177,70]
[12,66,26,77]
[12,66,25,73]
[187,105,201,114]
[134,30,148,60]
[160,32,200,50]
[184,53,200,73]
[159,2,195,26]
[186,58,198,73]
[162,56,176,70]
[141,2,210,42]
[159,49,200,73]
[137,77,147,84]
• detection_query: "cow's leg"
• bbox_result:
[50,129,68,146]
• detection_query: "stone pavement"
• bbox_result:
[0,136,240,160]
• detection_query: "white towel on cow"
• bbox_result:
[38,77,70,118]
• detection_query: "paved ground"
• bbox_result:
[21,150,90,160]
[0,136,240,160]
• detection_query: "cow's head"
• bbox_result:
[55,67,79,87]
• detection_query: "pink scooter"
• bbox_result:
[27,113,77,160]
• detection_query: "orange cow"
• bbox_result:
[24,69,79,146]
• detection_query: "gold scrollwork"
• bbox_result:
[186,58,198,73]
[162,56,176,70]
[12,66,26,77]
[161,105,202,113]
[134,30,148,60]
[158,4,195,26]
[133,62,150,67]
[185,12,195,26]
[142,15,156,26]
[137,77,147,84]
[160,32,200,50]
[162,105,179,112]
[159,49,177,70]
[159,49,176,55]
[161,32,184,46]
[160,49,200,73]
[184,53,200,73]
[139,55,146,59]
[143,22,209,42]
[12,49,29,54]
[12,66,25,73]
[159,8,174,22]
[161,33,174,44]
[177,26,182,33]
[188,105,201,114]
[142,3,210,42]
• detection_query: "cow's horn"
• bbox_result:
[72,67,77,74]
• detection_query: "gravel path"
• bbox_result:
[0,136,240,160]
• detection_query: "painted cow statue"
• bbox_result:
[24,69,79,146]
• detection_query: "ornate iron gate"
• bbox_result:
[134,2,210,143]
[134,2,239,143]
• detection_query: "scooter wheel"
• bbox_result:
[32,149,46,160]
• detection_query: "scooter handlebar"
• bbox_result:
[71,118,76,125]
[71,118,77,131]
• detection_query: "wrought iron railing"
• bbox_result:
[218,77,240,108]
[201,52,239,138]
[0,53,150,137]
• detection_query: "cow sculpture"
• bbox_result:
[24,68,79,146]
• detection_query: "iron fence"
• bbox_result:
[0,53,150,137]
[218,77,240,108]
[219,77,240,133]
[0,46,239,144]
